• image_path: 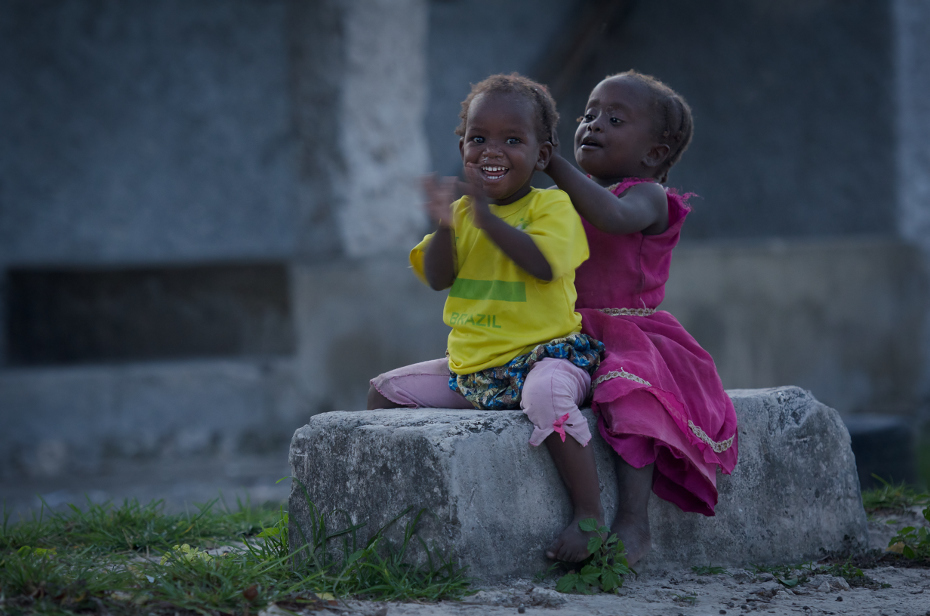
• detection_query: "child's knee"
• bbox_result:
[367,383,395,410]
[522,359,592,446]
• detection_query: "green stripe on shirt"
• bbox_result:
[449,278,526,302]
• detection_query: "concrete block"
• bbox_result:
[288,387,868,580]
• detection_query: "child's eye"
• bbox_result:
[579,114,595,123]
[471,136,485,144]
[506,137,521,145]
[610,117,623,125]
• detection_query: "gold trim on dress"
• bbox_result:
[593,368,651,387]
[688,420,735,453]
[597,307,656,317]
[593,367,735,454]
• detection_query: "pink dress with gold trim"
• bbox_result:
[576,178,738,515]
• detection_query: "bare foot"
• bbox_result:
[610,512,651,566]
[546,513,604,562]
[542,431,605,563]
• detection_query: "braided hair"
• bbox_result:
[455,73,559,145]
[608,70,693,183]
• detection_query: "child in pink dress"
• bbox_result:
[545,70,739,566]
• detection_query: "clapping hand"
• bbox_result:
[462,163,493,229]
[422,174,457,228]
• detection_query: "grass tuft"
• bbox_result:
[0,490,472,615]
[861,477,930,513]
[691,564,728,575]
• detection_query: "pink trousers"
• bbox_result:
[370,357,593,446]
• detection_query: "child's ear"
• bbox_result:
[535,140,553,171]
[459,138,465,158]
[643,143,671,168]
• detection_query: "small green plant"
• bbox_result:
[861,477,930,513]
[821,557,887,589]
[691,564,727,575]
[751,562,812,588]
[554,519,630,594]
[673,593,697,605]
[888,504,930,561]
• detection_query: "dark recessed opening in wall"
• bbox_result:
[5,263,295,366]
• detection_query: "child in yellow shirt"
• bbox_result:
[368,74,604,562]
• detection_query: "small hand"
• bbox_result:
[543,131,561,173]
[549,129,560,153]
[462,163,494,229]
[422,174,457,228]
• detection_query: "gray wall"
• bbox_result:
[425,0,577,178]
[0,0,300,266]
[550,0,897,241]
[0,0,432,480]
[424,0,902,240]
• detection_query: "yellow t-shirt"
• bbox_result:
[410,188,589,375]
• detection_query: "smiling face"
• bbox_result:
[574,76,662,186]
[459,92,550,205]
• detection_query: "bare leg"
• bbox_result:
[367,385,404,409]
[544,434,604,562]
[611,457,653,566]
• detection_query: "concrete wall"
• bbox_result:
[0,0,298,265]
[0,0,432,479]
[0,0,427,267]
[664,238,927,416]
[425,0,577,177]
[1,0,928,482]
[547,0,896,241]
[895,0,930,407]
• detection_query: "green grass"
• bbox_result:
[673,593,697,606]
[0,496,280,555]
[861,477,930,513]
[691,564,727,575]
[750,561,815,588]
[0,492,472,615]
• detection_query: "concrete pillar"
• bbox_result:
[895,0,930,253]
[894,0,930,407]
[290,0,429,260]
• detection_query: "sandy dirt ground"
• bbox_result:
[5,461,928,616]
[262,563,930,616]
[260,507,930,616]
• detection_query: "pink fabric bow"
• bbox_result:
[552,413,571,442]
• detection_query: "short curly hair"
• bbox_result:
[606,70,693,183]
[455,73,559,144]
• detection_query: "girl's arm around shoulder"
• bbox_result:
[545,153,668,236]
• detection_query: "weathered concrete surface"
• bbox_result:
[289,387,868,580]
